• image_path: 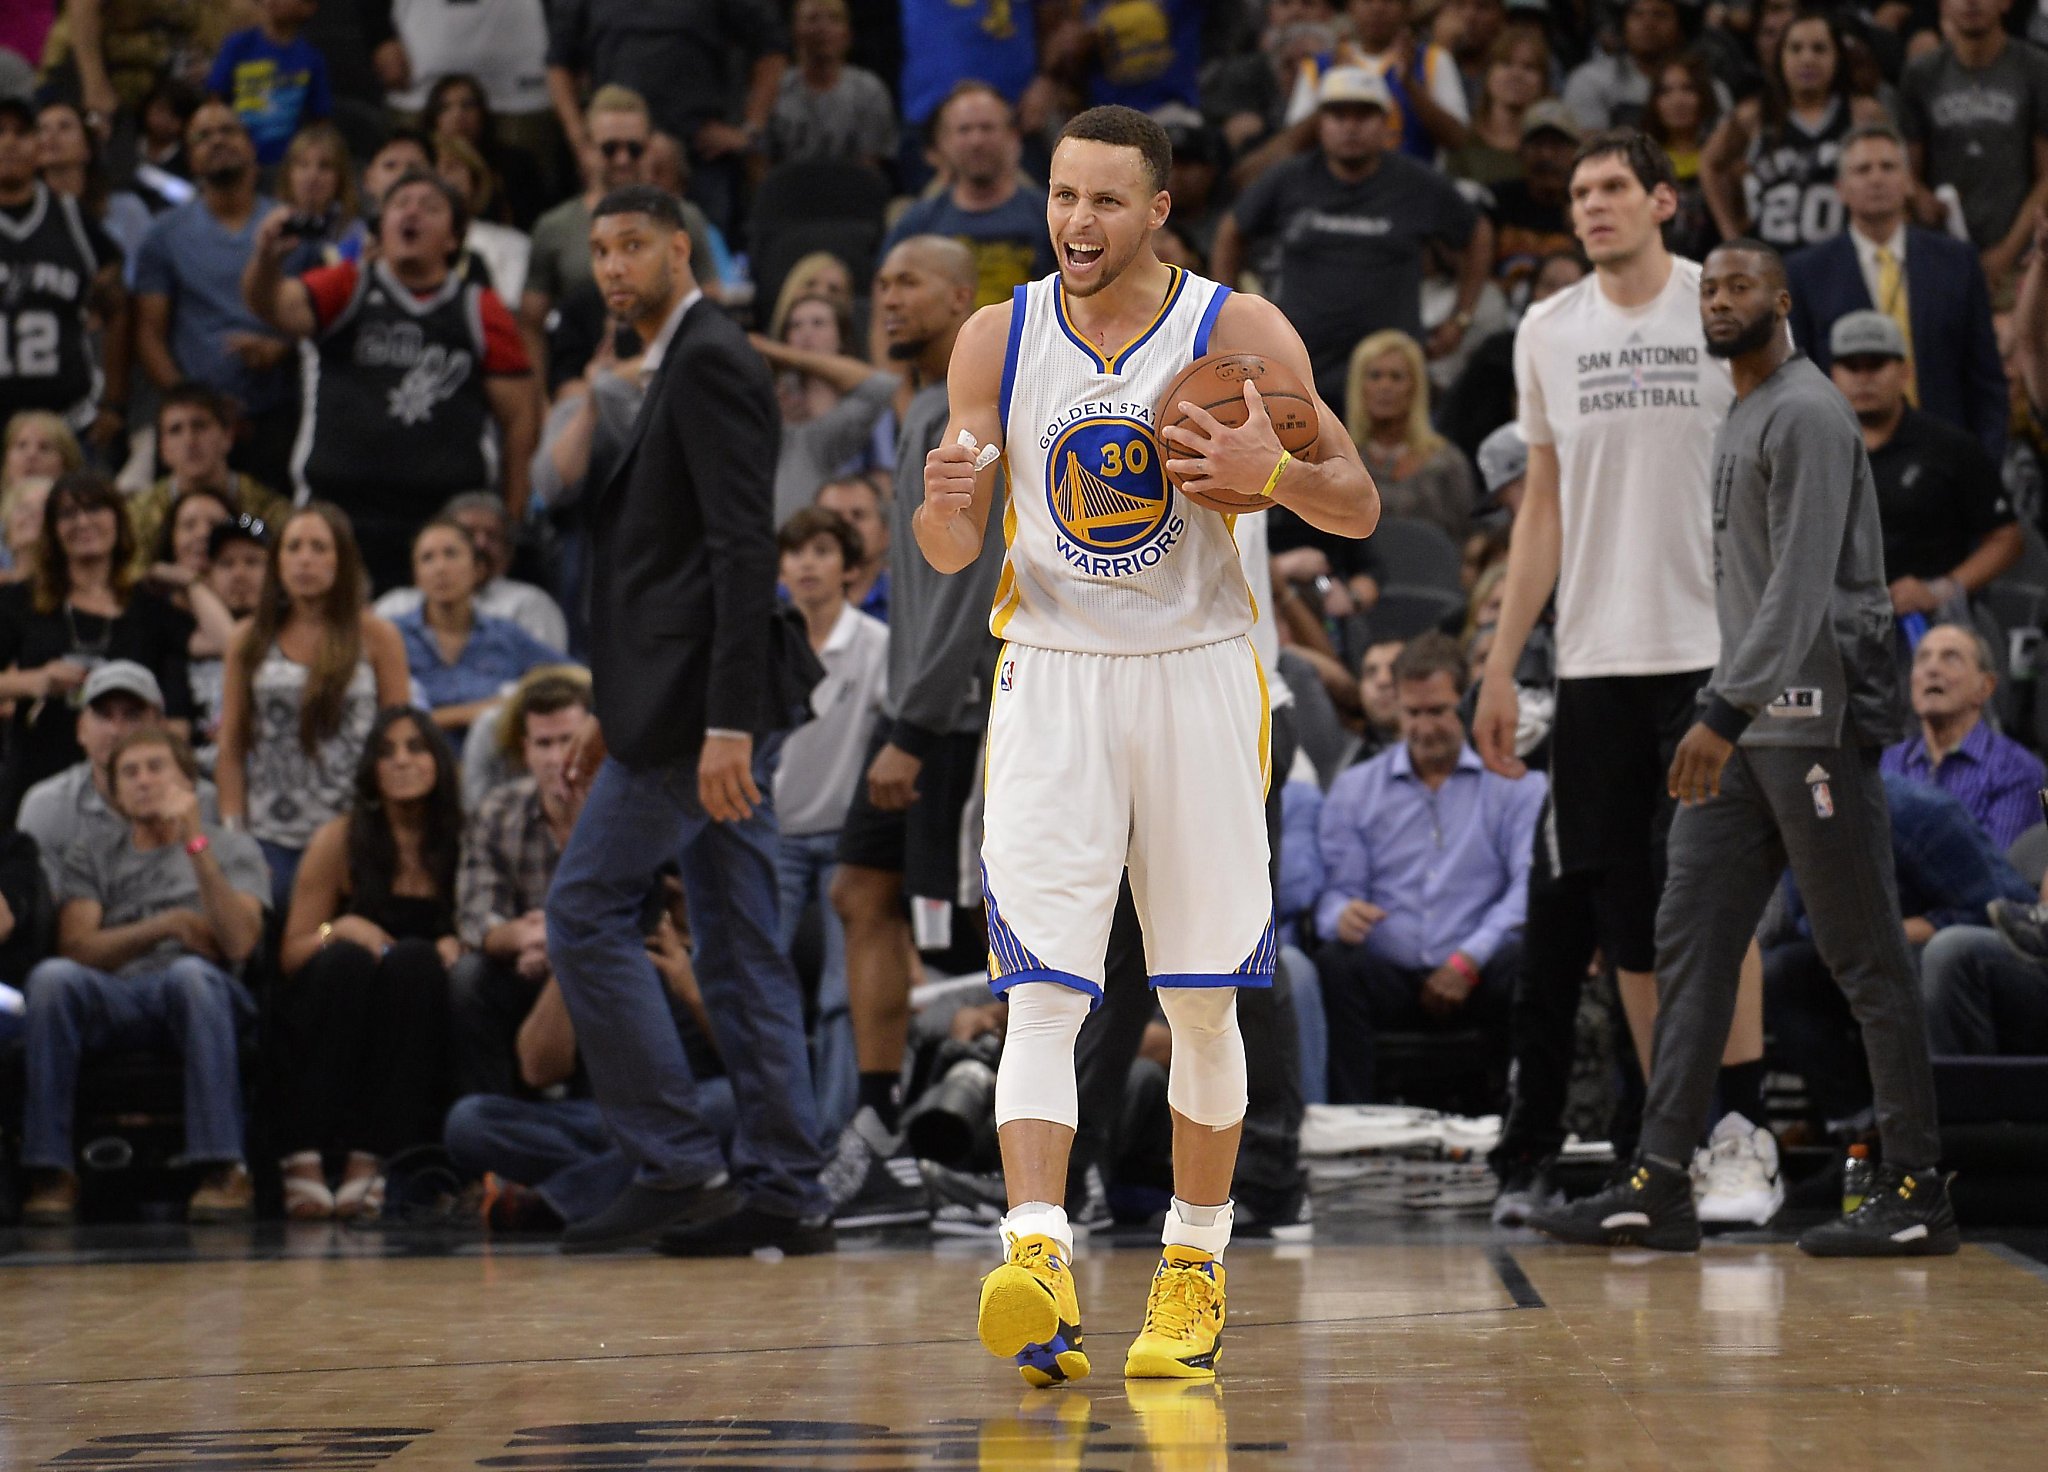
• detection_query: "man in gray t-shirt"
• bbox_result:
[1530,239,1955,1261]
[1899,5,2048,274]
[16,661,220,892]
[17,729,270,1227]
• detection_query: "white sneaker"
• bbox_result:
[1692,1112,1785,1225]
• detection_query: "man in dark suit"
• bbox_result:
[545,185,830,1256]
[1786,122,2009,460]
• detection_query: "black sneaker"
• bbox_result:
[1491,1156,1564,1228]
[560,1177,741,1255]
[822,1107,930,1228]
[1988,899,2048,964]
[1069,1162,1113,1237]
[1526,1157,1701,1251]
[1797,1164,1960,1258]
[1234,1173,1314,1242]
[922,1159,1008,1237]
[655,1204,836,1258]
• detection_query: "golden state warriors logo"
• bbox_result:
[1046,414,1185,578]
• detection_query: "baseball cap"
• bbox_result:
[1521,99,1582,145]
[1477,423,1529,499]
[1829,310,1907,362]
[207,511,272,560]
[1318,67,1392,113]
[82,661,165,712]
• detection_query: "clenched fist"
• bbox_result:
[923,440,980,529]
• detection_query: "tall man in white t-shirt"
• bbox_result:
[1473,130,1773,1224]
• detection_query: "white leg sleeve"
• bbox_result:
[1158,987,1248,1128]
[993,982,1092,1129]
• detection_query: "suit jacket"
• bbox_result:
[587,296,783,771]
[1786,227,2008,460]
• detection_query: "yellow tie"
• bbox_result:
[1875,246,1919,406]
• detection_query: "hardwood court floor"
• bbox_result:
[1,1227,2045,1470]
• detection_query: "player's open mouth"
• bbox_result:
[1063,242,1104,270]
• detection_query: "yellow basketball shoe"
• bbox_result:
[1123,1247,1226,1380]
[977,1234,1091,1387]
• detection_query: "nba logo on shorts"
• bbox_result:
[1000,658,1016,692]
[1806,764,1833,819]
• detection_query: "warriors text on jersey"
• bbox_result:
[992,266,1254,655]
[0,182,113,428]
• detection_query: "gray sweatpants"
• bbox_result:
[1644,745,1942,1168]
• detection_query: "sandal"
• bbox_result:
[280,1152,334,1221]
[334,1153,383,1220]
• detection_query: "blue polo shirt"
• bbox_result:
[396,606,562,714]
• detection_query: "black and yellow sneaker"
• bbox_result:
[1797,1164,1960,1258]
[1525,1156,1701,1251]
[978,1234,1091,1387]
[1124,1247,1227,1380]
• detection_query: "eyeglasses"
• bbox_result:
[53,501,115,522]
[599,139,647,160]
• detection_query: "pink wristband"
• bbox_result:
[1446,951,1479,983]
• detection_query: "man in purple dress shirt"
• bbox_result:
[1312,634,1548,1103]
[1880,624,2045,852]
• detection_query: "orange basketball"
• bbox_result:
[1154,352,1321,513]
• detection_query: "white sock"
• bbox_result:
[1163,1196,1234,1259]
[1001,1201,1074,1260]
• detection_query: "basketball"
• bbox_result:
[1154,352,1321,513]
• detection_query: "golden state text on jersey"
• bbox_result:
[992,267,1254,656]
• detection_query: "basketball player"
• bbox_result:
[1529,239,1956,1256]
[0,99,127,447]
[919,105,1377,1385]
[1473,130,1777,1225]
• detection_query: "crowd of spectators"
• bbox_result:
[2,0,2048,1231]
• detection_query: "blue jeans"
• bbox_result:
[546,752,828,1219]
[258,839,302,918]
[1281,945,1328,1107]
[444,1084,737,1225]
[776,829,855,1138]
[22,955,253,1170]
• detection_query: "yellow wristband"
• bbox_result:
[1259,449,1293,501]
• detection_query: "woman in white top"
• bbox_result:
[216,503,412,912]
[435,133,530,304]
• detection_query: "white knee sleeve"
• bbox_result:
[1159,987,1248,1128]
[993,982,1092,1129]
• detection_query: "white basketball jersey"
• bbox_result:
[991,267,1255,655]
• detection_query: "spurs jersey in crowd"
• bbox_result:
[0,182,109,430]
[292,259,501,515]
[981,265,1275,997]
[1746,96,1851,250]
[992,265,1253,654]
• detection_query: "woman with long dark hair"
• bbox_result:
[276,706,465,1219]
[215,503,412,908]
[423,73,546,230]
[0,472,195,812]
[1643,53,1725,262]
[1702,6,1886,250]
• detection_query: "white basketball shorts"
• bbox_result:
[980,637,1275,1002]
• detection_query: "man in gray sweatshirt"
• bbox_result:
[824,236,1000,1225]
[1531,239,1957,1258]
